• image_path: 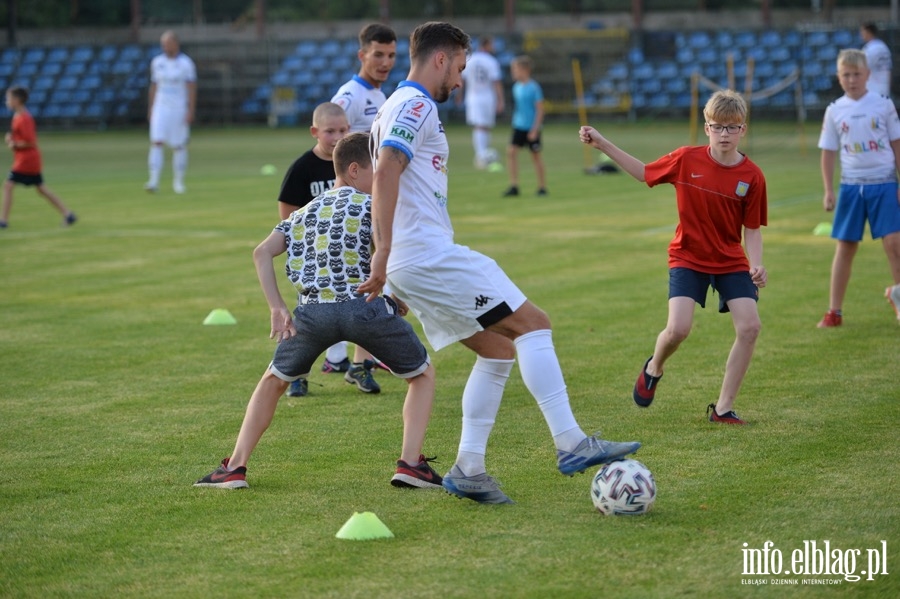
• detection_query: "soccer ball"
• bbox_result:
[591,459,656,516]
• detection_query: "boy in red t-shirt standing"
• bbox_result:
[580,90,768,425]
[1,86,76,228]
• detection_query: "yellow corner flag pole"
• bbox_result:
[571,58,595,173]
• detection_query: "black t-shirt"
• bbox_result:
[276,148,336,209]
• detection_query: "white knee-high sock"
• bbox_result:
[172,147,188,184]
[325,341,348,364]
[455,356,515,475]
[148,145,163,185]
[474,129,490,158]
[514,329,585,451]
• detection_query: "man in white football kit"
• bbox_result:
[456,36,504,169]
[146,30,196,194]
[359,22,640,505]
[861,22,892,97]
[331,23,397,133]
[321,23,398,376]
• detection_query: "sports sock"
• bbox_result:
[172,147,188,184]
[325,341,348,364]
[514,329,585,452]
[455,356,514,474]
[474,129,490,159]
[148,145,163,185]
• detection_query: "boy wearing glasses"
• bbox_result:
[579,89,767,425]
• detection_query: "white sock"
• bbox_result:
[474,129,490,159]
[325,341,348,364]
[514,329,585,452]
[173,147,188,185]
[455,356,514,474]
[148,145,163,185]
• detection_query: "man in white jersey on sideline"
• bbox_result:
[860,23,892,98]
[456,36,504,169]
[320,23,398,376]
[817,49,900,328]
[145,30,196,194]
[359,21,641,505]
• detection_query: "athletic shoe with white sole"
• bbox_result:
[321,357,351,373]
[391,455,443,489]
[344,362,380,393]
[286,378,308,397]
[442,465,514,504]
[557,434,641,476]
[193,457,249,489]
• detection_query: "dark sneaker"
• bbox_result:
[345,362,380,393]
[707,403,747,425]
[886,285,900,321]
[64,213,77,226]
[536,188,548,196]
[633,357,662,407]
[442,464,514,504]
[321,357,351,373]
[287,378,308,397]
[0,221,6,229]
[817,309,842,328]
[557,434,642,476]
[391,454,443,489]
[502,186,519,197]
[194,457,249,489]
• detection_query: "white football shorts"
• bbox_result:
[150,107,190,147]
[386,245,527,350]
[465,95,497,128]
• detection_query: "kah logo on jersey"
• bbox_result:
[735,181,750,197]
[389,125,415,144]
[397,98,433,131]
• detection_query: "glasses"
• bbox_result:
[706,123,744,134]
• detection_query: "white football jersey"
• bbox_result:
[819,91,900,183]
[332,75,387,133]
[370,81,453,272]
[462,50,501,104]
[863,38,892,97]
[150,53,196,112]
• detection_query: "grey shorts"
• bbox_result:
[269,296,429,380]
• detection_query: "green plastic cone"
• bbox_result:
[813,222,832,236]
[335,512,394,540]
[203,309,237,325]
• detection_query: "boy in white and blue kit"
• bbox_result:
[194,133,442,491]
[817,49,900,327]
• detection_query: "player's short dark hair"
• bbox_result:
[7,86,28,104]
[333,132,371,177]
[862,22,880,37]
[409,21,470,64]
[359,23,396,48]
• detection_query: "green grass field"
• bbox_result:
[1,120,897,598]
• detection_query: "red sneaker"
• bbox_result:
[390,455,443,489]
[817,309,842,328]
[707,404,748,425]
[193,457,249,489]
[633,357,662,407]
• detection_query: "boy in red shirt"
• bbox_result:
[580,90,767,425]
[2,86,76,228]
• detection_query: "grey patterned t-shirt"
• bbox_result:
[274,185,372,304]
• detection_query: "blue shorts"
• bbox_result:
[669,267,759,313]
[8,171,43,186]
[833,182,900,241]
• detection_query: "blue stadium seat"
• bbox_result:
[83,104,105,118]
[32,76,55,91]
[65,62,86,76]
[768,46,791,62]
[330,55,354,73]
[0,64,14,78]
[607,62,628,81]
[82,75,102,90]
[816,46,837,62]
[94,89,116,103]
[282,55,303,72]
[293,70,315,86]
[776,62,798,78]
[754,61,776,79]
[319,40,341,57]
[806,31,829,48]
[98,45,118,62]
[295,40,318,58]
[746,46,767,62]
[40,63,62,76]
[714,31,733,48]
[696,47,718,66]
[341,39,358,56]
[17,63,39,77]
[308,56,328,72]
[783,30,801,48]
[687,32,712,50]
[112,59,135,75]
[759,31,782,47]
[57,76,79,90]
[271,72,291,87]
[22,48,45,64]
[632,62,654,80]
[1,48,21,64]
[832,29,854,47]
[119,45,143,62]
[46,47,68,63]
[70,90,91,104]
[627,47,644,64]
[734,31,756,49]
[70,46,94,62]
[675,48,693,64]
[657,61,678,80]
[27,90,47,104]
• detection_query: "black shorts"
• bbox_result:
[669,267,758,313]
[8,171,43,186]
[510,129,542,153]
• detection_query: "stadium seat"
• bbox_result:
[17,64,39,77]
[832,29,854,47]
[759,31,782,47]
[282,55,304,72]
[319,40,341,57]
[806,31,829,48]
[83,104,105,118]
[675,48,693,64]
[341,39,359,56]
[57,76,79,90]
[330,55,354,73]
[0,64,14,78]
[746,46,767,62]
[22,48,46,64]
[82,75,102,90]
[1,47,21,64]
[657,61,678,80]
[295,40,318,58]
[70,46,94,62]
[40,63,63,76]
[98,45,119,62]
[119,45,143,62]
[767,46,792,63]
[46,47,68,63]
[64,62,86,76]
[714,31,733,48]
[687,32,712,50]
[607,62,628,81]
[783,30,801,48]
[32,76,55,91]
[734,32,756,49]
[308,56,328,72]
[292,70,315,86]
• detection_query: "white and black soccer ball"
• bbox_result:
[591,459,656,516]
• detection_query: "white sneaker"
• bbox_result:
[886,284,900,321]
[173,181,186,194]
[143,182,158,193]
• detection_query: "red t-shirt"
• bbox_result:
[644,146,767,274]
[10,110,42,175]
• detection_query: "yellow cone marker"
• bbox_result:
[335,512,394,540]
[203,309,237,325]
[813,222,832,236]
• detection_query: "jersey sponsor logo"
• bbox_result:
[365,106,378,115]
[389,125,415,143]
[431,154,448,175]
[735,181,749,197]
[396,98,433,131]
[334,97,351,110]
[474,294,493,309]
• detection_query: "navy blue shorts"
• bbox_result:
[669,267,758,313]
[8,171,43,186]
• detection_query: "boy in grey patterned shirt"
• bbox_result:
[194,133,442,490]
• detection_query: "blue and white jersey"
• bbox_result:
[149,52,196,112]
[331,75,386,133]
[819,91,900,183]
[370,80,453,272]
